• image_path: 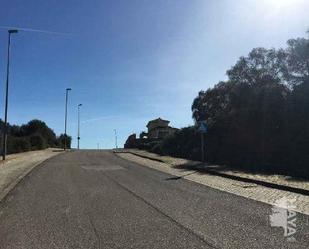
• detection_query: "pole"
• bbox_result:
[64,88,71,151]
[201,133,205,162]
[2,30,18,160]
[114,129,118,149]
[77,104,82,149]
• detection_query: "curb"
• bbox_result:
[114,150,166,163]
[201,168,309,196]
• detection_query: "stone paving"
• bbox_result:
[116,151,309,215]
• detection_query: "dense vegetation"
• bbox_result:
[147,32,309,177]
[0,119,71,154]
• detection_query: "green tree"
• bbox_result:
[57,134,72,149]
[20,119,57,146]
[29,134,46,150]
[192,54,290,166]
[1,118,61,155]
[7,136,31,154]
[282,37,309,86]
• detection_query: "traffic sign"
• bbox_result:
[198,121,207,133]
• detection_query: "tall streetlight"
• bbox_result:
[2,29,18,161]
[64,88,72,151]
[114,129,118,149]
[77,104,82,150]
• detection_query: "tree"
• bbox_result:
[156,126,201,160]
[29,134,46,150]
[1,118,62,155]
[7,136,31,154]
[226,48,285,86]
[282,37,309,87]
[20,119,57,146]
[190,33,307,175]
[128,31,309,177]
[57,134,72,149]
[285,78,309,174]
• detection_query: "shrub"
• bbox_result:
[29,134,46,150]
[7,136,31,154]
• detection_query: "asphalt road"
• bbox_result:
[0,150,308,249]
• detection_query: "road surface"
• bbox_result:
[0,150,308,248]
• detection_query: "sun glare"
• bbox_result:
[269,0,299,8]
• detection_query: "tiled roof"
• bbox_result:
[147,117,170,127]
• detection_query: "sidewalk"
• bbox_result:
[115,149,309,215]
[0,148,63,202]
[119,149,309,192]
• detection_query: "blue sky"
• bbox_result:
[0,0,308,149]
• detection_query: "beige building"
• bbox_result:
[146,118,178,139]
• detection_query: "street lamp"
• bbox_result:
[114,129,118,149]
[64,88,72,151]
[77,104,82,150]
[2,29,18,160]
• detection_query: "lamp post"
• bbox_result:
[77,104,82,149]
[2,29,18,161]
[64,88,72,151]
[114,129,118,149]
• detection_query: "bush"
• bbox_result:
[0,118,64,155]
[20,119,57,146]
[56,134,72,149]
[158,127,201,160]
[144,127,202,161]
[29,134,46,150]
[7,136,31,154]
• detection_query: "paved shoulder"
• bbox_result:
[0,148,63,202]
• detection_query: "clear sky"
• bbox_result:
[0,0,308,149]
